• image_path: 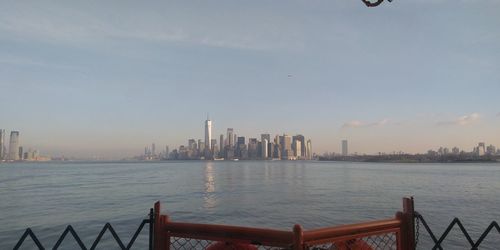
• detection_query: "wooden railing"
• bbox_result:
[154,197,415,250]
[302,218,402,249]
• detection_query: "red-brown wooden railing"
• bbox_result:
[154,197,415,250]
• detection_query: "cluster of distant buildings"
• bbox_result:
[319,141,499,163]
[140,117,314,161]
[427,142,499,157]
[4,123,496,163]
[0,129,48,162]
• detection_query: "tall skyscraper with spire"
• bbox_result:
[205,115,212,158]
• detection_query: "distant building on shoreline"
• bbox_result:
[342,140,348,156]
[204,115,212,159]
[0,129,5,160]
[306,139,312,160]
[8,131,20,161]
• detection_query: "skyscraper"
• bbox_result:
[8,131,20,161]
[262,139,269,159]
[188,139,197,151]
[487,145,496,155]
[261,134,271,144]
[0,129,5,160]
[236,136,246,158]
[19,146,24,160]
[210,139,218,158]
[219,134,224,157]
[211,139,217,152]
[342,140,348,156]
[280,134,292,159]
[248,138,258,159]
[477,142,486,156]
[205,116,212,152]
[198,139,204,153]
[237,136,246,147]
[204,116,213,159]
[227,128,234,147]
[294,140,302,158]
[306,139,312,160]
[292,135,305,157]
[261,134,270,159]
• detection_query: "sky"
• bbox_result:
[1,0,499,158]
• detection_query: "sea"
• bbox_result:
[1,161,499,249]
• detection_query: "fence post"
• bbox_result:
[402,197,415,250]
[154,201,162,250]
[293,224,304,250]
[395,211,404,250]
[149,208,154,250]
[162,215,170,250]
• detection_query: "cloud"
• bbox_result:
[437,113,480,126]
[497,112,500,117]
[0,2,304,51]
[342,120,364,128]
[0,55,81,71]
[342,118,390,128]
[375,119,389,126]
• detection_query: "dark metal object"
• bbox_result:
[13,208,155,250]
[414,211,500,250]
[13,228,45,250]
[414,214,420,248]
[53,225,87,249]
[149,208,155,249]
[362,0,393,7]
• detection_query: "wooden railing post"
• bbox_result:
[395,211,404,250]
[293,224,304,250]
[163,215,170,250]
[154,201,163,250]
[402,197,415,250]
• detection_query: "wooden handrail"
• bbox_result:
[163,221,294,246]
[303,218,401,242]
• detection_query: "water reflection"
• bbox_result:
[203,162,217,209]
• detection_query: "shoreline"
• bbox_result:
[318,157,499,164]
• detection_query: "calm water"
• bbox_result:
[1,161,499,249]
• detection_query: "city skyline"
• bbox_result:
[0,130,46,161]
[1,1,499,158]
[139,117,313,161]
[3,111,500,159]
[1,124,499,160]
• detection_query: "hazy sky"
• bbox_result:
[1,0,499,158]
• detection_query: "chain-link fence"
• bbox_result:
[169,237,292,250]
[305,232,398,250]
